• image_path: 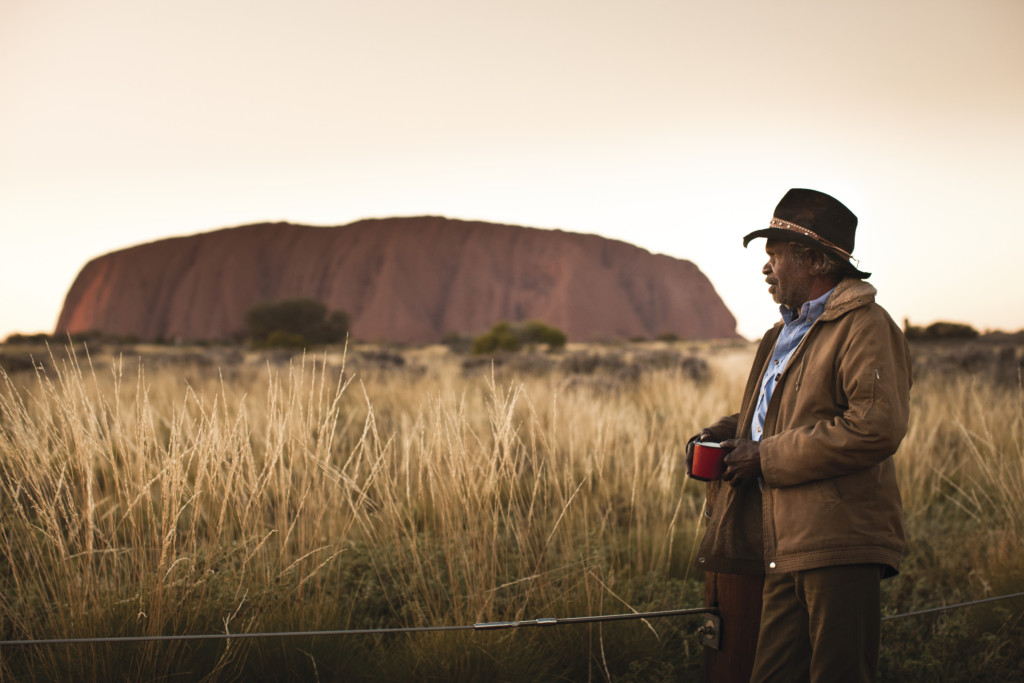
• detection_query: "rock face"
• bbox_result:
[56,217,738,343]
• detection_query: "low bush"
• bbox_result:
[471,320,567,355]
[905,319,980,341]
[244,298,349,348]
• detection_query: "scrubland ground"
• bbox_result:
[0,340,1021,681]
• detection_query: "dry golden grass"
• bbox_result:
[0,340,1021,681]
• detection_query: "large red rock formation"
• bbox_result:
[56,217,738,343]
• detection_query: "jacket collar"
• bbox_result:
[768,278,877,331]
[819,278,877,322]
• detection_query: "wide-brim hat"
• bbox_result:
[743,188,871,279]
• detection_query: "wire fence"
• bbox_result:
[0,607,712,648]
[879,591,1024,622]
[2,593,1022,648]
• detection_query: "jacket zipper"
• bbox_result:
[759,317,822,570]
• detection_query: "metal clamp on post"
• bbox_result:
[697,613,721,650]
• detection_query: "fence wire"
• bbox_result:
[2,593,1022,648]
[880,591,1024,622]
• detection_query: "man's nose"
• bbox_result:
[762,261,772,275]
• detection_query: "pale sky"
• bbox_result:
[2,0,1022,341]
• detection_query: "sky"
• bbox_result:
[2,0,1022,341]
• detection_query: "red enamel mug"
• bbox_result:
[690,441,728,481]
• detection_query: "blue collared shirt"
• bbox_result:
[750,287,835,442]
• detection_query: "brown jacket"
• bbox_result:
[695,278,912,576]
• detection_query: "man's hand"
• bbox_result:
[720,439,762,487]
[685,429,713,477]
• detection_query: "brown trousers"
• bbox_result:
[750,564,883,683]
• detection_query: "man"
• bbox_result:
[687,188,912,682]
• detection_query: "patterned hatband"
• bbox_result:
[768,217,858,265]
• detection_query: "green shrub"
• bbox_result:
[904,319,980,341]
[471,320,567,355]
[520,320,567,348]
[3,332,52,345]
[472,324,521,354]
[244,298,349,347]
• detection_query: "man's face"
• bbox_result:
[762,240,815,309]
